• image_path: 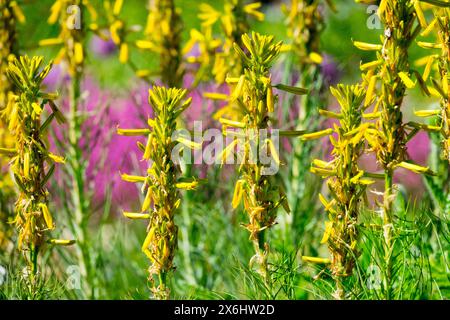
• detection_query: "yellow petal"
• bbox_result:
[119,43,129,64]
[123,212,150,219]
[74,42,84,64]
[320,221,333,244]
[353,41,382,51]
[398,72,416,89]
[302,256,331,264]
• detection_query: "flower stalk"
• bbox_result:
[0,0,24,251]
[211,32,307,284]
[307,84,371,299]
[118,86,198,299]
[41,0,99,298]
[142,0,184,87]
[354,0,443,298]
[3,56,73,278]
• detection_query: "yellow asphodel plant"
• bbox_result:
[353,0,443,299]
[0,0,25,251]
[1,56,74,278]
[193,0,264,84]
[302,84,379,299]
[414,7,450,161]
[118,86,201,299]
[207,32,307,284]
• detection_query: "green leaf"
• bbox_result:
[274,84,308,95]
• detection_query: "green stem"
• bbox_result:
[254,230,271,289]
[383,169,393,300]
[68,71,93,298]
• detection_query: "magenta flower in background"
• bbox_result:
[85,84,150,212]
[394,131,430,197]
[90,34,117,57]
[49,77,150,214]
[320,54,341,86]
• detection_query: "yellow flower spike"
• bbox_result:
[118,86,196,299]
[39,203,54,230]
[301,256,331,264]
[121,174,146,183]
[49,239,76,246]
[353,41,382,51]
[300,128,333,141]
[398,72,416,89]
[123,212,151,219]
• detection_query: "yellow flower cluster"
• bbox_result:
[414,8,450,161]
[2,56,74,275]
[305,84,373,299]
[0,0,25,251]
[208,32,307,282]
[118,86,200,299]
[189,0,264,84]
[282,0,333,68]
[139,0,184,87]
[40,0,98,76]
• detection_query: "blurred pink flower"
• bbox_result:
[90,34,117,57]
